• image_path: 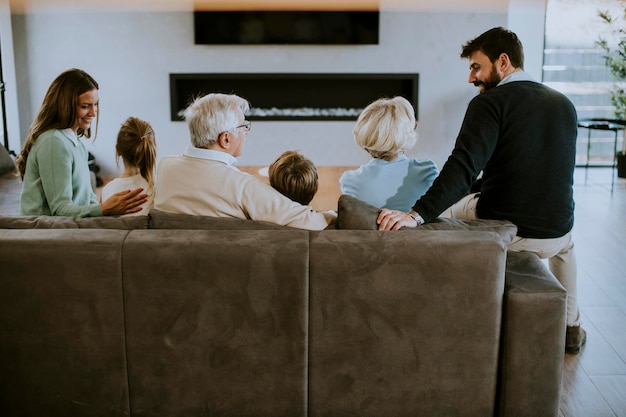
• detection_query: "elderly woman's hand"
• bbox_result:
[101,188,148,216]
[376,208,418,231]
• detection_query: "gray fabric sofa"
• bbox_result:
[0,196,566,417]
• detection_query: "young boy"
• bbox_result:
[268,150,318,206]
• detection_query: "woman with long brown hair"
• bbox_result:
[16,68,146,216]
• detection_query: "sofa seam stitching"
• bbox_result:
[121,229,134,416]
[306,231,311,417]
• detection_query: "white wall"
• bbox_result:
[0,0,21,154]
[11,6,507,176]
[507,0,546,81]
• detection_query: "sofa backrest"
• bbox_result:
[148,208,290,230]
[0,229,132,415]
[335,194,517,243]
[308,228,508,416]
[0,214,149,229]
[0,206,517,416]
[121,229,311,416]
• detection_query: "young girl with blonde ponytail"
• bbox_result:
[101,117,157,215]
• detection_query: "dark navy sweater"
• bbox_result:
[414,81,577,238]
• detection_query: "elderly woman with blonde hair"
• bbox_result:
[339,96,438,211]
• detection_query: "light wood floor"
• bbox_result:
[560,168,626,417]
[1,166,626,416]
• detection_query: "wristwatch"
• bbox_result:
[407,209,425,225]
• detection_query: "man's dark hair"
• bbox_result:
[461,26,524,69]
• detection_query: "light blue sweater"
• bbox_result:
[20,129,102,216]
[339,155,439,212]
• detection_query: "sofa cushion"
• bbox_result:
[336,194,517,244]
[336,194,381,230]
[122,229,309,416]
[0,229,132,414]
[148,209,291,230]
[0,214,149,229]
[308,229,507,415]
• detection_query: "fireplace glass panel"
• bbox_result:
[170,73,419,121]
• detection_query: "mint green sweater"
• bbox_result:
[20,129,103,217]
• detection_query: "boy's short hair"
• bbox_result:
[269,150,319,205]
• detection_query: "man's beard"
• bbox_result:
[474,68,502,93]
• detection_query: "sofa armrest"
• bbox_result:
[497,251,567,417]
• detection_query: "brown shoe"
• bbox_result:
[565,325,587,354]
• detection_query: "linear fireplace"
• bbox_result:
[169,73,419,121]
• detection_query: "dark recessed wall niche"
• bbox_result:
[170,73,419,122]
[194,11,379,45]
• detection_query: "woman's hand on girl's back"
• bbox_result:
[101,188,148,215]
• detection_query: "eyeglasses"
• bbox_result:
[217,120,252,140]
[234,120,252,132]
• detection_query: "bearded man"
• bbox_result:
[376,27,585,354]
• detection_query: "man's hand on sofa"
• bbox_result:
[377,208,418,231]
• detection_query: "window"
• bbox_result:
[543,0,624,166]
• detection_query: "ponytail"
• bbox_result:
[116,117,157,187]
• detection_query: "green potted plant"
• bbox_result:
[597,0,626,177]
